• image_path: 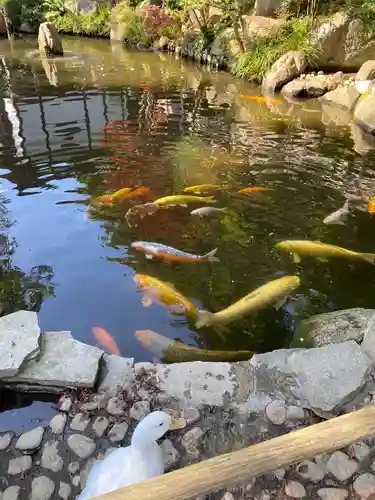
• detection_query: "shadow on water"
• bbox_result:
[0,35,374,370]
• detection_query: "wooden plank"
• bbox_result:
[94,404,375,500]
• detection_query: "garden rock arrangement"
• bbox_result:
[2,309,375,498]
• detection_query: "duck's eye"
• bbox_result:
[159,422,164,426]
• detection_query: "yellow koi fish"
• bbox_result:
[196,276,300,328]
[183,184,227,195]
[154,195,216,208]
[276,240,375,265]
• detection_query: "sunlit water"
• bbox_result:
[1,35,375,368]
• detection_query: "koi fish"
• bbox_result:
[276,240,375,265]
[125,203,159,227]
[154,195,216,208]
[238,95,282,104]
[196,276,300,328]
[368,196,375,214]
[183,184,227,195]
[135,329,253,363]
[131,241,219,263]
[95,187,132,205]
[127,187,150,199]
[238,187,267,194]
[323,199,350,225]
[133,274,198,317]
[92,327,121,355]
[190,207,228,217]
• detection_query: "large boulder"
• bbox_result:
[350,122,375,156]
[319,85,360,110]
[310,12,375,70]
[356,60,375,82]
[354,90,375,134]
[242,15,283,44]
[38,23,64,57]
[282,76,333,99]
[262,50,307,92]
[254,0,281,17]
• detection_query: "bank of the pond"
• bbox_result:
[3,309,375,498]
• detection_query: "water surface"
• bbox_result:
[1,36,375,362]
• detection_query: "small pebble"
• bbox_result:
[8,455,32,475]
[49,414,67,435]
[353,473,375,498]
[317,488,348,500]
[41,441,64,472]
[265,401,286,425]
[107,397,126,416]
[130,401,150,421]
[58,396,72,413]
[67,435,96,459]
[108,421,129,442]
[58,482,71,500]
[93,416,109,437]
[274,468,285,479]
[327,451,357,481]
[68,462,80,474]
[31,476,55,500]
[285,480,306,498]
[297,460,325,483]
[70,413,90,432]
[72,476,80,487]
[80,394,103,411]
[3,486,20,500]
[349,441,370,461]
[0,432,13,451]
[15,426,45,452]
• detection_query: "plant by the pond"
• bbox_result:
[233,18,320,79]
[47,6,111,37]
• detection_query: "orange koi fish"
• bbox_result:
[238,187,267,194]
[131,241,219,263]
[127,187,151,199]
[238,95,282,104]
[93,327,121,355]
[95,187,132,205]
[368,196,375,214]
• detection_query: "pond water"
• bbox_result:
[1,36,375,364]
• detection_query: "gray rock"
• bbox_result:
[107,397,126,416]
[80,458,96,488]
[31,476,55,500]
[274,468,286,479]
[58,395,72,413]
[286,406,305,421]
[281,79,307,99]
[58,482,71,500]
[130,401,150,421]
[0,432,12,450]
[41,441,63,472]
[67,434,96,459]
[262,51,307,92]
[181,427,204,457]
[221,493,234,500]
[181,407,200,425]
[160,439,180,470]
[8,455,32,475]
[71,476,80,487]
[296,460,325,483]
[93,416,109,437]
[16,426,45,452]
[285,481,306,498]
[295,308,374,347]
[68,461,79,474]
[6,331,103,389]
[49,413,67,434]
[317,488,348,500]
[251,342,372,415]
[327,451,357,480]
[3,487,20,500]
[361,313,375,361]
[38,22,63,57]
[353,473,375,498]
[70,413,90,431]
[356,60,375,82]
[98,354,134,394]
[265,401,286,425]
[349,441,370,461]
[80,394,108,411]
[320,86,360,111]
[0,311,41,378]
[108,421,128,442]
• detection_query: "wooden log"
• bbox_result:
[94,404,375,500]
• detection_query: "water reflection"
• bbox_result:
[0,37,374,360]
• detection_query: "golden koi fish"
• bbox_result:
[154,195,216,208]
[276,240,375,265]
[196,276,300,328]
[183,184,227,195]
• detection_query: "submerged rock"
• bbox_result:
[295,308,375,347]
[320,85,360,110]
[262,51,307,92]
[38,22,64,57]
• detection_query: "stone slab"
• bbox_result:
[4,331,103,389]
[251,341,372,415]
[98,354,134,394]
[0,311,41,378]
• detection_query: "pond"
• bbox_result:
[1,35,375,363]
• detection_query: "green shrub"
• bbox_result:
[112,3,147,43]
[233,18,320,79]
[49,6,111,36]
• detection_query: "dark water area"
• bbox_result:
[1,35,375,366]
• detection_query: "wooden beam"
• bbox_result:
[94,404,375,500]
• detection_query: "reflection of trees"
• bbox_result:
[0,196,55,317]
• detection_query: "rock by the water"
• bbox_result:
[130,401,150,421]
[351,122,375,156]
[3,486,21,500]
[320,85,360,110]
[265,400,286,425]
[58,482,71,500]
[354,91,375,135]
[349,441,371,461]
[107,396,126,416]
[285,480,306,498]
[68,461,79,474]
[281,79,307,99]
[16,426,45,452]
[296,308,375,347]
[286,405,305,421]
[356,60,375,82]
[31,476,55,500]
[317,488,348,500]
[98,354,134,394]
[297,460,325,483]
[49,413,67,435]
[41,441,64,472]
[67,434,96,459]
[6,331,103,389]
[108,421,128,442]
[93,416,109,437]
[160,438,180,470]
[58,395,72,412]
[8,455,32,475]
[181,407,200,425]
[353,473,375,497]
[181,427,204,457]
[0,311,41,378]
[262,51,307,92]
[327,451,358,480]
[38,22,63,57]
[0,432,13,450]
[70,413,90,431]
[251,341,372,414]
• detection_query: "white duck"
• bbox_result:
[77,411,186,500]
